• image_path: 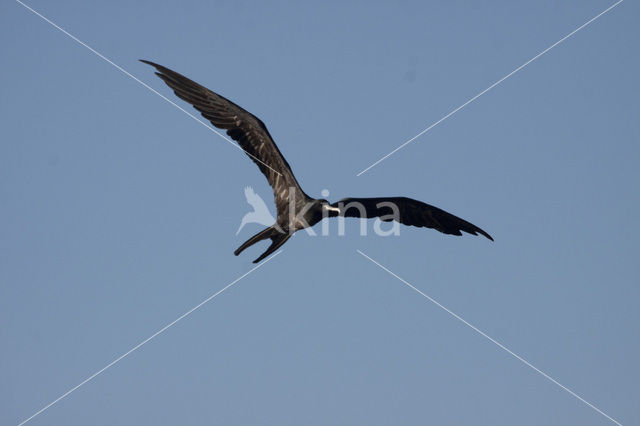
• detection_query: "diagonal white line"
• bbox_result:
[356,249,622,426]
[17,251,283,426]
[14,0,282,177]
[356,0,624,176]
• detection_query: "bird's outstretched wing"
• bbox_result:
[244,186,257,201]
[141,60,306,217]
[331,197,493,240]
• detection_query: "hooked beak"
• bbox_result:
[323,204,341,214]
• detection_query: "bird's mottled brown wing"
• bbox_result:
[141,60,306,217]
[331,197,493,240]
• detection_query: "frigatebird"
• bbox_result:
[141,60,493,263]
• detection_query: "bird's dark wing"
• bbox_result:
[141,60,306,217]
[331,197,493,240]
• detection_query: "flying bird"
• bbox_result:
[141,60,493,263]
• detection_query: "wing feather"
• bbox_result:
[141,60,306,217]
[331,197,493,240]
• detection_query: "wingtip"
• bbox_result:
[139,59,160,69]
[471,224,493,242]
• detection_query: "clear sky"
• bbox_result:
[2,1,639,425]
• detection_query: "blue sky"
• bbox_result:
[1,1,639,425]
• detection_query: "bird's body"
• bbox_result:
[142,60,493,263]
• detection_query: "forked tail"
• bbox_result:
[234,226,292,263]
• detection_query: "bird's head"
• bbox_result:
[320,199,341,216]
[299,199,338,227]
